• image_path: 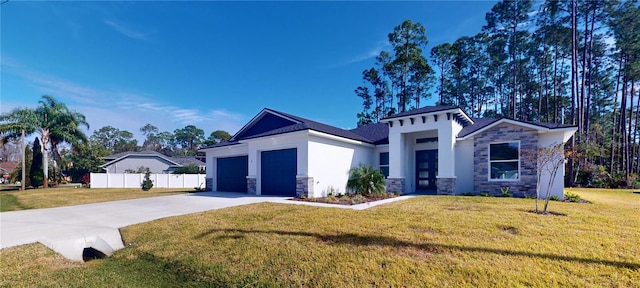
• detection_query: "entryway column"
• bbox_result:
[387,132,406,194]
[437,126,456,195]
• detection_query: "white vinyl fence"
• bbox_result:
[90,173,206,189]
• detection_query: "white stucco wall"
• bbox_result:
[308,135,373,197]
[537,131,573,198]
[455,138,474,194]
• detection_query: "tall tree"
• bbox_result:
[91,126,138,154]
[173,125,205,153]
[430,43,454,105]
[483,0,533,119]
[30,138,44,187]
[0,95,88,188]
[140,124,160,151]
[388,20,430,112]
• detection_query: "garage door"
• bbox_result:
[216,156,248,192]
[261,148,297,196]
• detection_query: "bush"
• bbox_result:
[500,187,512,197]
[350,194,367,205]
[141,170,153,191]
[549,195,561,201]
[346,164,386,196]
[173,165,202,174]
[564,192,581,202]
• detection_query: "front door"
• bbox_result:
[416,150,437,191]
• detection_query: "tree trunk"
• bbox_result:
[41,130,49,189]
[568,0,578,187]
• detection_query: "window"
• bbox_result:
[489,142,519,180]
[379,152,389,178]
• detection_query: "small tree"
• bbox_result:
[524,143,566,213]
[141,169,153,191]
[346,163,386,196]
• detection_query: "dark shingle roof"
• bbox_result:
[102,150,204,166]
[200,107,576,151]
[458,117,577,138]
[458,118,500,138]
[236,109,373,143]
[169,156,205,166]
[349,122,389,145]
[103,150,163,160]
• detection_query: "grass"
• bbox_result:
[0,187,190,211]
[1,188,639,287]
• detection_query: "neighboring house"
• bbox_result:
[0,161,18,183]
[200,106,576,198]
[101,150,205,174]
[0,161,18,175]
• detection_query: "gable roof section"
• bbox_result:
[211,108,373,147]
[457,117,577,140]
[0,161,18,174]
[101,150,205,168]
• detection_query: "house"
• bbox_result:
[0,161,18,183]
[199,106,576,198]
[101,150,205,174]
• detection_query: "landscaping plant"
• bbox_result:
[346,163,386,196]
[141,169,153,191]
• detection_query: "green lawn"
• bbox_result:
[0,187,190,212]
[1,188,638,287]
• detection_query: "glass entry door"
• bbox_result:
[416,150,437,191]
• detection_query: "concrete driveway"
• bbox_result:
[0,192,289,261]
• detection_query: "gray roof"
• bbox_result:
[102,150,205,167]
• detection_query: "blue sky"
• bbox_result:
[1,1,498,141]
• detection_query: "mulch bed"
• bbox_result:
[293,193,398,206]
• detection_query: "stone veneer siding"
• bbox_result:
[205,178,213,191]
[386,178,405,194]
[437,177,456,195]
[296,176,314,198]
[247,177,257,195]
[473,123,538,197]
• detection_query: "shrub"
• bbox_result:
[346,164,386,196]
[564,192,581,202]
[194,183,206,192]
[549,195,561,201]
[173,165,202,174]
[350,194,367,205]
[500,186,512,197]
[141,169,153,191]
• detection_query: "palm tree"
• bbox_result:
[0,95,89,188]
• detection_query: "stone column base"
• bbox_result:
[436,177,456,195]
[296,176,314,198]
[246,176,257,195]
[205,178,213,191]
[386,178,405,194]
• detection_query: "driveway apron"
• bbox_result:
[0,192,288,261]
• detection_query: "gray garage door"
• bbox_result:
[261,148,297,196]
[216,156,248,192]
